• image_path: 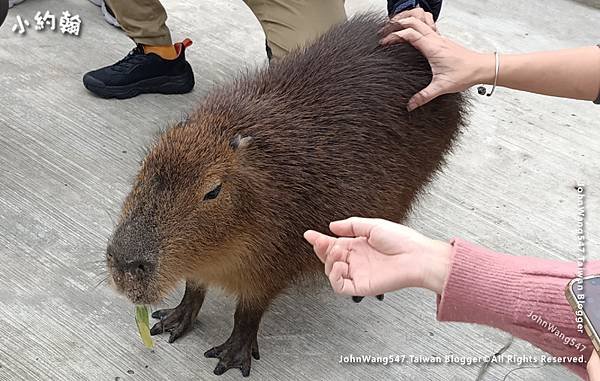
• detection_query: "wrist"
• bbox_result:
[472,52,497,86]
[421,239,452,294]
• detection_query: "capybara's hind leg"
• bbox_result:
[150,280,206,343]
[204,300,265,377]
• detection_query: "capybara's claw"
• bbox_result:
[151,309,170,320]
[204,337,259,377]
[352,294,384,303]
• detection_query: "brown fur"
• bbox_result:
[106,13,468,375]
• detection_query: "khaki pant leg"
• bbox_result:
[244,0,346,60]
[105,0,173,45]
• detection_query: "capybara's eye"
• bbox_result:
[203,184,222,201]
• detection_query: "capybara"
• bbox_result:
[106,13,468,377]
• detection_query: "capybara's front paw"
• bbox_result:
[149,282,206,343]
[150,303,200,343]
[204,336,260,377]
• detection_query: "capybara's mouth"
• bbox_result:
[108,266,164,305]
[121,282,162,305]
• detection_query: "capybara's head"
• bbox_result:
[106,115,257,304]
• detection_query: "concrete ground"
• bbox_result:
[0,0,598,380]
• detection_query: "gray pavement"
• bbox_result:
[0,0,599,380]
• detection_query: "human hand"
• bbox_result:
[303,217,451,297]
[380,12,495,111]
[380,7,437,36]
[589,350,600,381]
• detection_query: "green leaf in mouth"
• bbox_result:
[135,305,154,349]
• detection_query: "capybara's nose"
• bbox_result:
[124,260,155,278]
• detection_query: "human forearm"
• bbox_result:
[474,47,600,101]
[438,239,600,379]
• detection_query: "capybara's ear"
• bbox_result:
[230,134,253,151]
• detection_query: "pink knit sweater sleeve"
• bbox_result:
[437,238,600,379]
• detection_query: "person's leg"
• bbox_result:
[105,0,177,58]
[83,0,194,99]
[101,1,121,29]
[244,0,346,60]
[105,0,172,47]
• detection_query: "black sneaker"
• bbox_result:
[83,39,195,99]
